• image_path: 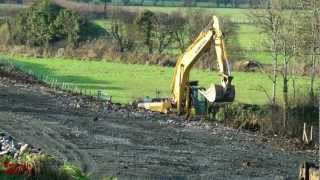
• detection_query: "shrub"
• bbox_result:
[135,10,157,54]
[209,103,264,131]
[10,0,62,46]
[109,8,138,52]
[8,0,105,48]
[54,9,81,47]
[0,23,10,44]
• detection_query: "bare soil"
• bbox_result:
[0,68,317,180]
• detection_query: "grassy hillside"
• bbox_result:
[0,55,316,105]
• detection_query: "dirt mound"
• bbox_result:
[233,60,262,72]
[0,63,39,84]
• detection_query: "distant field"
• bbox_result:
[0,55,315,105]
[121,6,250,22]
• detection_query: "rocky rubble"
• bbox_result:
[0,132,40,159]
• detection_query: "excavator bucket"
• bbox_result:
[199,84,235,103]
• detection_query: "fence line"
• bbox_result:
[0,58,109,100]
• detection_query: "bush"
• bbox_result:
[0,23,10,44]
[209,103,264,131]
[209,94,319,138]
[8,0,105,48]
[10,0,62,46]
[109,8,139,52]
[135,10,157,53]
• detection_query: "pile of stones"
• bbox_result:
[0,132,40,159]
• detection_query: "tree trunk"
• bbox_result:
[272,53,278,104]
[147,42,153,54]
[175,32,185,53]
[310,51,316,99]
[283,56,289,129]
[104,0,107,13]
[146,26,153,54]
[271,32,278,104]
[309,11,317,100]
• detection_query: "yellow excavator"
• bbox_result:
[138,16,235,115]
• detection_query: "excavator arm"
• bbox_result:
[170,27,214,113]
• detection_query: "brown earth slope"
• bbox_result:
[0,69,317,179]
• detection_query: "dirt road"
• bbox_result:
[0,74,317,179]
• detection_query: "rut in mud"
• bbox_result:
[0,74,317,180]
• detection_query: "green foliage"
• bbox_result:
[0,174,28,180]
[0,152,88,179]
[60,164,89,180]
[102,176,118,180]
[54,10,81,47]
[0,23,11,45]
[109,8,138,52]
[10,0,62,46]
[212,103,265,131]
[80,20,107,40]
[19,154,88,180]
[135,10,157,53]
[9,0,104,47]
[0,154,15,164]
[214,107,226,122]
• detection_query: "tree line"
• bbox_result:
[0,0,305,9]
[0,0,236,69]
[106,7,236,70]
[249,0,319,131]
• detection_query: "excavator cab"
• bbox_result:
[188,81,207,115]
[187,79,235,116]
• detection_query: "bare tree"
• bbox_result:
[279,29,294,128]
[135,10,157,54]
[170,11,187,53]
[154,13,174,53]
[249,0,284,105]
[185,9,211,42]
[109,8,137,52]
[296,0,320,101]
[308,0,320,100]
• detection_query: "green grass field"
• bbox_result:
[0,55,316,105]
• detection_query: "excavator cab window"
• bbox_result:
[188,81,207,115]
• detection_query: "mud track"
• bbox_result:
[0,75,317,180]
